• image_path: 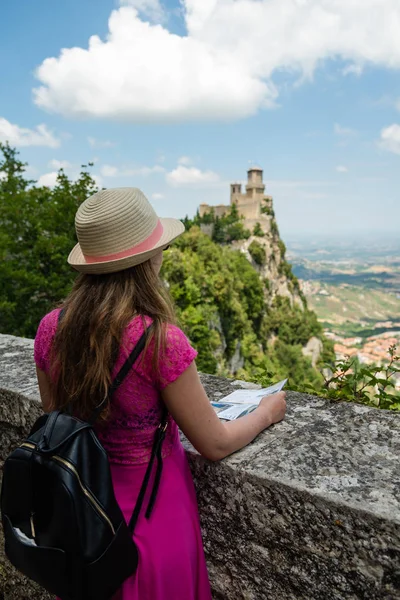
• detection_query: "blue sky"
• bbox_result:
[1,0,400,238]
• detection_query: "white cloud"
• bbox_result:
[0,171,6,181]
[152,192,164,199]
[336,165,349,173]
[38,170,103,189]
[24,165,39,177]
[178,156,192,166]
[0,117,60,148]
[101,165,118,177]
[119,0,164,22]
[334,124,357,137]
[342,64,363,76]
[166,165,220,187]
[48,159,71,170]
[34,0,400,123]
[33,6,272,122]
[100,164,165,177]
[379,124,400,155]
[37,171,59,188]
[87,137,116,148]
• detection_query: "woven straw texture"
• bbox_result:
[68,188,184,274]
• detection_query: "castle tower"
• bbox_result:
[230,183,242,205]
[246,166,265,199]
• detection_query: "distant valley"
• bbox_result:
[287,235,400,369]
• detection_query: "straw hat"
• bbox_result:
[68,188,184,274]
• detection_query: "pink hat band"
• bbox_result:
[83,220,164,264]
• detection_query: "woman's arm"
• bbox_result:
[36,366,53,413]
[162,362,286,461]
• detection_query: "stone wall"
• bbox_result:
[235,198,261,220]
[199,203,232,219]
[1,333,400,599]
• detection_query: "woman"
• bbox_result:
[33,187,286,600]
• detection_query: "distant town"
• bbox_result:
[288,238,400,391]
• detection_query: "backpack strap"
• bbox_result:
[128,405,168,533]
[88,326,153,426]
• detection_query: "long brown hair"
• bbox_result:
[49,259,176,420]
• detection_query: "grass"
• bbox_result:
[305,283,400,338]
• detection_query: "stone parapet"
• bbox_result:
[0,333,399,599]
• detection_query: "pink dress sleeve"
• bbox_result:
[33,309,61,373]
[156,324,198,390]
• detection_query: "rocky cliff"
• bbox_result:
[231,205,304,310]
[193,195,328,379]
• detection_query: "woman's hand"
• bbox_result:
[163,363,288,461]
[258,391,287,426]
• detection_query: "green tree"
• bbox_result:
[226,222,251,242]
[261,296,323,347]
[227,202,239,223]
[0,143,99,337]
[199,208,215,225]
[212,216,226,244]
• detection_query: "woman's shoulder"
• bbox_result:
[34,308,62,371]
[125,316,197,389]
[38,307,62,328]
[125,316,192,347]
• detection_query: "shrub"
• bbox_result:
[319,345,400,410]
[271,219,279,235]
[261,204,274,217]
[253,222,265,237]
[248,240,266,266]
[277,239,286,258]
[227,222,251,242]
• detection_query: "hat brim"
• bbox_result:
[68,217,185,274]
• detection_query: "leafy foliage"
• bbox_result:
[319,346,400,410]
[261,204,274,217]
[270,219,279,235]
[248,240,266,266]
[0,143,99,337]
[277,239,286,258]
[185,203,251,244]
[161,227,265,370]
[253,222,265,237]
[262,296,322,346]
[161,227,333,388]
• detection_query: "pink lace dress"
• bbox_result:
[34,309,212,600]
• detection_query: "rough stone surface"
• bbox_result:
[1,334,400,599]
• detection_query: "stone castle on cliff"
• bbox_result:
[199,166,273,233]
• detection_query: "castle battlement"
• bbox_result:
[199,167,273,224]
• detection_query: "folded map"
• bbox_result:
[211,379,287,421]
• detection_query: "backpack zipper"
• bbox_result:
[30,513,36,539]
[20,443,115,536]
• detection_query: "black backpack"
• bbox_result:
[1,326,168,600]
